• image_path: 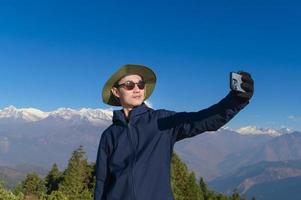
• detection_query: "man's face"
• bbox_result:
[111,74,145,108]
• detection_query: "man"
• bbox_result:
[95,64,254,200]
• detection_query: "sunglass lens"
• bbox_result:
[137,81,145,89]
[120,80,145,90]
[124,81,135,90]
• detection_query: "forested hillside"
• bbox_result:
[0,146,250,200]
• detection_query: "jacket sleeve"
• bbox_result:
[94,133,109,200]
[158,91,249,144]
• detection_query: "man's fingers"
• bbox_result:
[238,71,253,84]
[239,71,251,78]
[241,83,253,92]
[242,77,254,85]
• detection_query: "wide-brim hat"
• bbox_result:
[102,64,157,106]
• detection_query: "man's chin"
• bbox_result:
[121,99,144,108]
[134,100,144,106]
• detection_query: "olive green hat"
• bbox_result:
[102,64,157,106]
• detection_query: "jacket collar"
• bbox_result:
[112,102,151,125]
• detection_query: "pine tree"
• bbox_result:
[171,152,204,200]
[199,177,209,199]
[187,172,203,200]
[44,191,68,200]
[230,189,245,200]
[0,181,24,200]
[88,162,96,193]
[45,163,62,194]
[171,152,190,200]
[58,145,92,200]
[20,172,46,198]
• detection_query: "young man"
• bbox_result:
[95,64,254,200]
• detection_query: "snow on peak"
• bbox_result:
[79,108,113,121]
[0,105,49,122]
[48,107,113,125]
[235,126,294,137]
[0,105,113,125]
[50,108,79,120]
[279,127,294,134]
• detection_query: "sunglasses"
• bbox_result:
[115,80,146,90]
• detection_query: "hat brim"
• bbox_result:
[102,64,156,106]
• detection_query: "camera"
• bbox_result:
[230,72,246,93]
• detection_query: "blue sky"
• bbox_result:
[0,1,300,130]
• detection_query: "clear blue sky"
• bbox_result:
[0,1,300,130]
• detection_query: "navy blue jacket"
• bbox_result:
[94,92,248,200]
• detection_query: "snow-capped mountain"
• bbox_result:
[235,126,294,137]
[47,107,113,126]
[0,106,301,186]
[0,105,113,126]
[0,106,114,169]
[0,106,49,122]
[1,106,296,135]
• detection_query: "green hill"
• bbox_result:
[0,164,48,189]
[1,146,247,200]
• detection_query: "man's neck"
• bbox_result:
[122,103,143,118]
[122,107,132,118]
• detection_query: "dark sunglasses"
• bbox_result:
[116,80,146,90]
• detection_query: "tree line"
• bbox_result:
[0,145,255,200]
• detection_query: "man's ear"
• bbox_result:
[111,87,120,98]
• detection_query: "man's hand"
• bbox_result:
[232,71,254,102]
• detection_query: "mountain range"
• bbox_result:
[0,106,112,168]
[1,106,301,199]
[209,159,301,200]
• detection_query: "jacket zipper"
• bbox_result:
[127,122,137,200]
